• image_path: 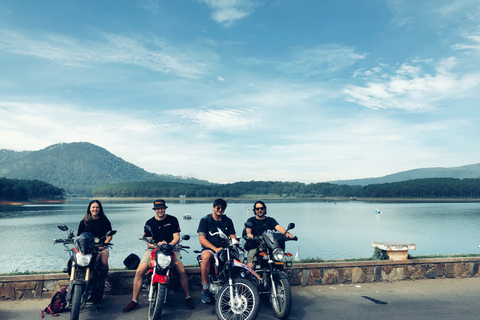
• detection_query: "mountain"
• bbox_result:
[329,164,480,186]
[0,142,211,196]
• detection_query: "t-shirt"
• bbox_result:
[197,214,236,249]
[77,216,112,239]
[144,215,180,244]
[246,216,279,236]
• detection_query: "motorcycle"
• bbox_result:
[140,225,190,320]
[53,225,116,320]
[243,222,298,319]
[195,227,262,320]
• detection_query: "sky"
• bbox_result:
[1,0,480,184]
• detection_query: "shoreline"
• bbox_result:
[3,196,480,206]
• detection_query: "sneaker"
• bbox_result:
[201,289,212,304]
[184,297,195,310]
[123,300,139,313]
[104,280,111,292]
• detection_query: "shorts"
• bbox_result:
[140,248,182,264]
[247,248,259,264]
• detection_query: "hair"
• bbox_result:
[253,200,267,215]
[213,198,227,210]
[82,200,106,225]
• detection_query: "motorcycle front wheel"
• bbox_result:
[215,278,260,320]
[271,278,292,319]
[148,283,167,320]
[70,284,84,320]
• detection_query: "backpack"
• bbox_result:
[41,287,67,317]
[123,253,140,270]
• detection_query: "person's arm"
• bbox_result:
[246,228,254,238]
[199,233,222,252]
[169,232,180,246]
[275,225,294,238]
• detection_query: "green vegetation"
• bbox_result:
[0,142,211,196]
[93,178,480,199]
[0,178,64,201]
[372,247,389,260]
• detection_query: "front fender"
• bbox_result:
[272,270,288,281]
[232,259,263,281]
[152,273,168,284]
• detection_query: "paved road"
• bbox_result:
[3,277,480,320]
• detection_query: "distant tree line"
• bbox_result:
[92,178,480,199]
[0,178,65,201]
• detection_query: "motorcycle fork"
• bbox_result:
[148,264,156,302]
[66,263,76,303]
[268,263,278,298]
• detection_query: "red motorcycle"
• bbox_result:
[140,225,190,320]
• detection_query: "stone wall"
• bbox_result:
[1,257,479,300]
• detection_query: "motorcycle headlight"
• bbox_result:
[273,248,285,261]
[156,253,172,269]
[75,253,92,267]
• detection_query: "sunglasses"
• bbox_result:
[215,206,226,211]
[255,207,265,211]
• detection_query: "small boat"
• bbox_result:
[375,209,381,215]
[183,215,191,220]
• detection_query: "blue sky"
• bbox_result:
[1,0,480,184]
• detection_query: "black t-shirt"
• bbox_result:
[246,216,279,236]
[144,215,180,244]
[197,214,236,249]
[77,216,112,238]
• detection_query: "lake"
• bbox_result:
[1,198,480,273]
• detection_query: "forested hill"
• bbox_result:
[0,142,210,196]
[93,178,480,199]
[330,163,480,186]
[0,178,64,201]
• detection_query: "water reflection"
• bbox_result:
[2,199,480,273]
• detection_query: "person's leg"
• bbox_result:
[100,249,109,270]
[200,250,214,286]
[132,262,149,301]
[175,260,190,297]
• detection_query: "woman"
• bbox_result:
[77,200,113,290]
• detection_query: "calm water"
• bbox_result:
[1,199,480,273]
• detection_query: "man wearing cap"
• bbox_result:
[123,199,195,312]
[197,198,236,304]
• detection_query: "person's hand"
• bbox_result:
[214,247,223,253]
[285,232,294,239]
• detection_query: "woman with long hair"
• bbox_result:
[77,200,113,290]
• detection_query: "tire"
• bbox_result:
[271,278,292,319]
[148,283,167,320]
[215,278,260,320]
[70,285,84,320]
[91,271,105,304]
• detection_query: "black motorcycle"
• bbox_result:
[244,222,297,319]
[195,227,261,320]
[53,225,116,320]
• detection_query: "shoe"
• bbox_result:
[185,297,195,310]
[104,280,111,292]
[201,289,212,304]
[123,300,139,313]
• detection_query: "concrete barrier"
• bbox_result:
[1,257,479,300]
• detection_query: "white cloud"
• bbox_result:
[199,0,259,26]
[239,44,365,77]
[344,58,480,111]
[0,28,216,79]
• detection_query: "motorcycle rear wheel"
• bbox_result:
[70,285,84,320]
[148,283,167,320]
[271,278,292,319]
[215,278,260,320]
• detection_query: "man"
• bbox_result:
[123,199,195,312]
[197,198,236,304]
[245,200,294,269]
